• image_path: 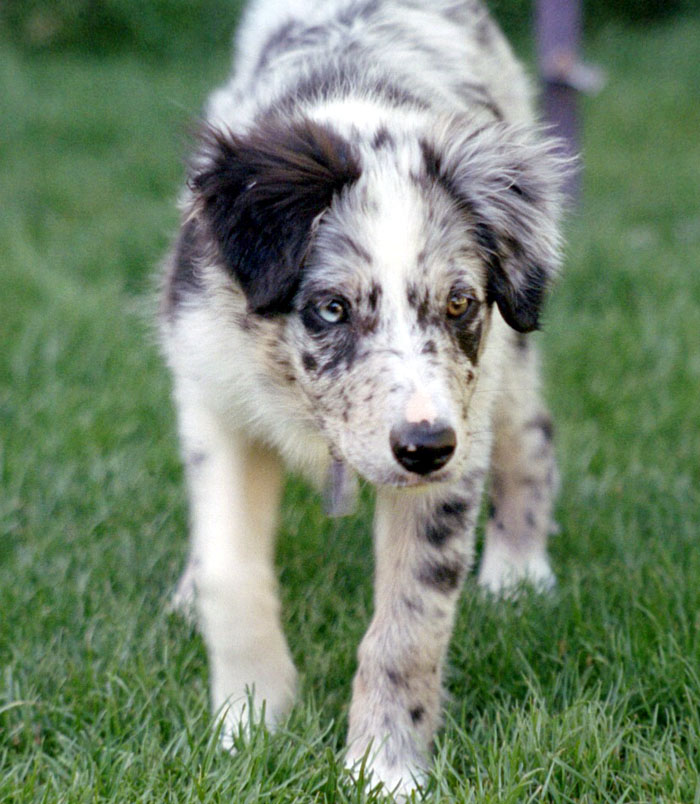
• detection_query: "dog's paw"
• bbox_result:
[477,541,555,597]
[215,686,294,752]
[212,656,298,751]
[217,699,251,752]
[217,697,265,752]
[346,747,426,801]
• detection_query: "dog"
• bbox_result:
[159,0,567,794]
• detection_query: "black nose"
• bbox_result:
[390,420,456,475]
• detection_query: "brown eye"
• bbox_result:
[446,292,472,319]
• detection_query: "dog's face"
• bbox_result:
[189,116,564,486]
[287,155,493,487]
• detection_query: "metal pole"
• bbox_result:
[535,0,583,202]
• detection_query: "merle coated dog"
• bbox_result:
[160,0,567,794]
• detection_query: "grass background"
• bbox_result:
[1,5,700,802]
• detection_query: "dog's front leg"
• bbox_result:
[346,479,481,795]
[176,394,297,746]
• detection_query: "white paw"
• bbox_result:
[346,747,426,800]
[216,694,265,751]
[212,657,298,750]
[477,541,555,597]
[214,682,295,751]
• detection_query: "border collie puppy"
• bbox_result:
[160,0,567,794]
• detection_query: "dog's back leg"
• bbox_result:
[478,337,558,595]
[174,387,297,744]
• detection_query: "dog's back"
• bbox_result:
[207,0,533,132]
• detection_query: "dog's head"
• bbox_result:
[187,114,568,486]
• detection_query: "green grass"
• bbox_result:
[2,14,700,803]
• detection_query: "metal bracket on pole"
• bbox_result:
[541,49,606,95]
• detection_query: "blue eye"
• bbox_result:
[317,297,348,324]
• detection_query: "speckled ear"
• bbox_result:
[190,117,361,316]
[425,120,571,332]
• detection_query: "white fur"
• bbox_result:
[159,0,566,796]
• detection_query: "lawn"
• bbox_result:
[1,11,699,803]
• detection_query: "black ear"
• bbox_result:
[432,120,571,332]
[190,117,361,315]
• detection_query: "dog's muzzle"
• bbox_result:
[390,420,456,476]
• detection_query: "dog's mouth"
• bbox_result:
[384,468,454,488]
[324,454,454,509]
[361,460,457,489]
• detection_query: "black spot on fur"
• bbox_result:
[410,706,425,724]
[422,340,437,355]
[312,328,358,375]
[371,126,395,150]
[525,511,536,528]
[358,0,382,19]
[338,0,381,25]
[441,2,468,24]
[369,77,429,109]
[488,500,497,520]
[515,332,529,351]
[406,283,430,326]
[406,284,417,309]
[475,17,493,46]
[355,313,379,336]
[509,180,527,200]
[453,318,483,365]
[191,117,361,316]
[334,232,372,264]
[425,497,469,546]
[302,352,317,372]
[419,134,488,206]
[425,521,452,547]
[367,282,382,312]
[386,668,408,688]
[453,81,503,119]
[187,450,207,468]
[402,595,424,615]
[417,559,463,593]
[421,139,443,182]
[526,414,555,442]
[440,498,469,518]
